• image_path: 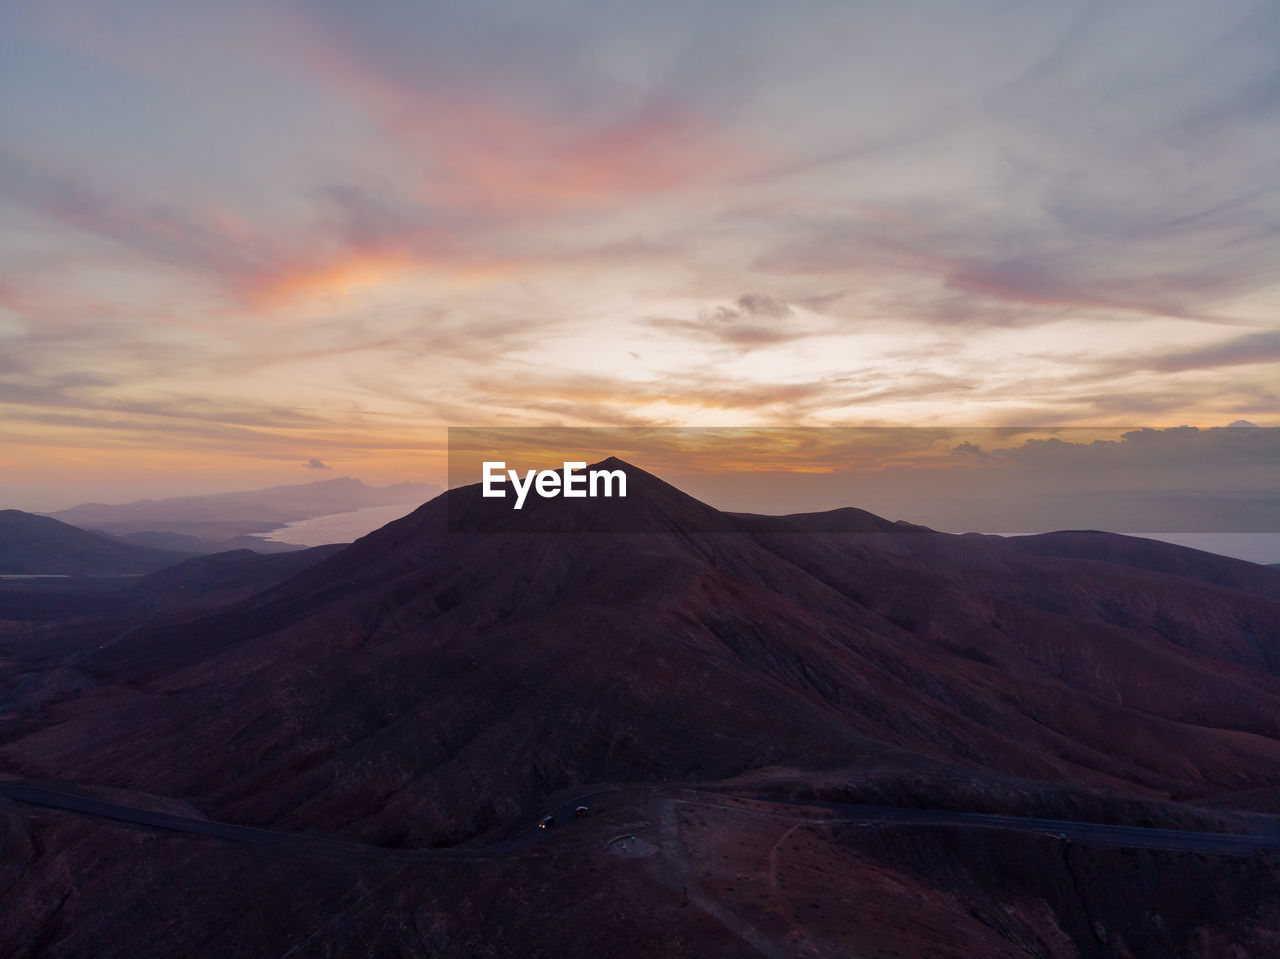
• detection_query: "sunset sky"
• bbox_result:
[2,0,1278,509]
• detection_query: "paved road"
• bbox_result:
[675,794,1280,857]
[0,781,621,861]
[3,780,1278,860]
[488,789,619,851]
[0,781,368,848]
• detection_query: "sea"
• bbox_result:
[252,504,422,547]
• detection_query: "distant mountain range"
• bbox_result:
[0,510,188,576]
[44,477,441,554]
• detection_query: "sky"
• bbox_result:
[1,0,1278,511]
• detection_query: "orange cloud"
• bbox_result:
[425,98,739,210]
[0,150,529,311]
[244,250,412,306]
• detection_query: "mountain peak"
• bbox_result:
[442,456,736,535]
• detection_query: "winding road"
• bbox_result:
[3,780,1277,859]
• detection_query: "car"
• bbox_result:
[538,816,554,830]
[574,806,589,818]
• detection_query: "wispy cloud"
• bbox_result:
[287,2,755,216]
[1147,330,1280,372]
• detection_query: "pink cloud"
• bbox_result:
[287,18,751,216]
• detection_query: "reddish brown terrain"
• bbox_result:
[2,460,1279,957]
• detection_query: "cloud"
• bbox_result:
[951,440,994,463]
[955,425,1280,481]
[0,152,284,302]
[1147,330,1280,373]
[749,187,1280,328]
[734,294,792,319]
[455,363,981,426]
[0,369,116,407]
[285,5,754,216]
[647,293,805,348]
[304,457,330,470]
[0,152,463,308]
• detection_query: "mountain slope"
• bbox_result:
[138,545,348,609]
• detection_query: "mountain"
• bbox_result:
[46,476,442,553]
[8,460,1280,828]
[3,460,1279,956]
[0,510,188,576]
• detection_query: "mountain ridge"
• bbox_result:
[0,509,189,576]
